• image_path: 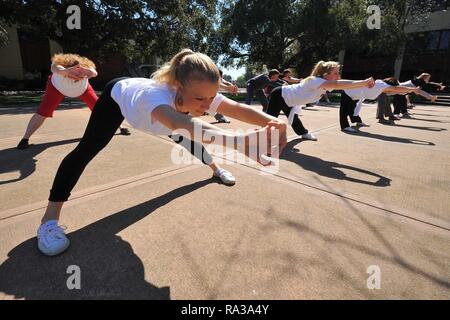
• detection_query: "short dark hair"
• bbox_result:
[383,77,399,86]
[268,69,280,77]
[283,69,291,76]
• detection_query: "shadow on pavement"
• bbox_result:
[0,178,213,299]
[0,138,82,186]
[345,130,436,146]
[384,123,447,132]
[281,139,391,187]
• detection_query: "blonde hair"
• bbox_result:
[300,61,340,84]
[51,53,96,69]
[311,60,340,77]
[151,49,220,86]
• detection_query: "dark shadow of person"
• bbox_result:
[281,139,391,187]
[1,135,119,186]
[406,116,448,123]
[0,178,214,299]
[343,131,435,146]
[410,112,450,118]
[383,123,447,132]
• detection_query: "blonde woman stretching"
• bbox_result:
[266,61,375,141]
[36,49,287,256]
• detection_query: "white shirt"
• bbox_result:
[51,73,89,97]
[281,77,328,125]
[400,80,414,87]
[344,80,390,116]
[281,77,328,106]
[111,78,225,136]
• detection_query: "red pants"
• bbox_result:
[37,75,98,117]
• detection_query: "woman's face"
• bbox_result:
[176,79,220,117]
[324,67,341,81]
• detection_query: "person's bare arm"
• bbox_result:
[383,86,421,95]
[320,78,374,90]
[152,105,287,165]
[216,96,285,127]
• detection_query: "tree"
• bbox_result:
[218,0,444,76]
[0,0,218,63]
[219,0,301,70]
[0,20,8,47]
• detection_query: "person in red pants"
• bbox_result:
[17,53,130,150]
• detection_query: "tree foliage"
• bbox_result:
[0,0,219,63]
[218,0,444,74]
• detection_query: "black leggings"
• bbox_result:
[266,87,308,135]
[393,95,407,114]
[339,91,362,129]
[376,93,394,119]
[49,77,213,202]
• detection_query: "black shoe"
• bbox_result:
[214,114,231,123]
[120,128,131,136]
[378,118,393,125]
[17,138,30,150]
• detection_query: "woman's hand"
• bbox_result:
[412,86,422,95]
[242,121,287,166]
[65,65,96,80]
[266,120,288,157]
[365,77,375,88]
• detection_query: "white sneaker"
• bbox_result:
[357,122,370,127]
[301,133,318,141]
[37,220,70,256]
[213,168,236,186]
[343,127,358,133]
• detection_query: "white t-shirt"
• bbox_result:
[51,73,89,97]
[344,80,390,116]
[281,77,328,106]
[344,80,390,101]
[111,78,225,136]
[400,80,414,87]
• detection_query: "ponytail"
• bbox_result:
[152,49,220,86]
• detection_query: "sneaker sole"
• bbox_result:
[213,175,236,186]
[38,240,70,256]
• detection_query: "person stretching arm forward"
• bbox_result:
[267,60,375,141]
[36,49,287,256]
[17,53,130,150]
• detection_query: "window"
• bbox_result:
[426,31,440,50]
[439,30,450,50]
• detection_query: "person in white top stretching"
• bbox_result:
[35,49,288,256]
[266,60,375,141]
[16,54,130,150]
[340,79,431,132]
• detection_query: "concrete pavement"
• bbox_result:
[0,101,449,299]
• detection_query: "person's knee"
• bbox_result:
[36,110,54,118]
